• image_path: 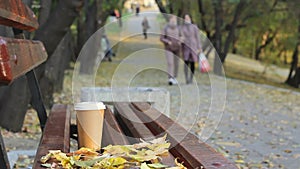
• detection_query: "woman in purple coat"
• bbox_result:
[181,14,202,84]
[160,15,181,85]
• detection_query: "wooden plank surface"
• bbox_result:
[0,36,47,84]
[0,0,39,31]
[102,107,129,147]
[32,102,237,168]
[131,102,238,169]
[114,102,176,166]
[33,104,70,169]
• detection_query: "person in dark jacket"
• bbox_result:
[136,3,140,16]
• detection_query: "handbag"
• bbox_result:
[199,53,210,73]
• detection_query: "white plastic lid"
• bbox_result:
[74,102,106,110]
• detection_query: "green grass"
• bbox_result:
[224,64,300,92]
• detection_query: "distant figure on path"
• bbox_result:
[160,15,182,85]
[136,3,140,16]
[181,14,202,84]
[142,17,150,39]
[130,2,134,13]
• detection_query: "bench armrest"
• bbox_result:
[32,104,70,169]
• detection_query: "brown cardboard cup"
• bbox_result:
[75,102,106,150]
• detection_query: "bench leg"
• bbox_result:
[26,70,48,131]
[13,28,48,131]
[0,132,10,169]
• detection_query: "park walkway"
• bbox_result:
[107,10,300,168]
[1,7,299,169]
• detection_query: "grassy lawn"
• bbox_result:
[224,64,300,92]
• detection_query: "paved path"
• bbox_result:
[2,8,299,169]
[107,11,300,168]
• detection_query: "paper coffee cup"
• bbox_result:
[75,102,106,150]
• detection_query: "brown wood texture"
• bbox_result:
[0,36,47,84]
[0,0,39,31]
[33,102,237,169]
[131,102,238,169]
[102,108,129,147]
[33,104,70,169]
[114,102,176,166]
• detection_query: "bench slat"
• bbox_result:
[0,36,47,84]
[102,108,129,147]
[131,102,238,169]
[0,0,39,31]
[33,104,70,169]
[114,102,176,166]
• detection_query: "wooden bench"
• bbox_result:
[33,102,238,169]
[0,0,48,168]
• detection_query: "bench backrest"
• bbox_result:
[0,0,47,84]
[0,0,39,31]
[0,1,47,168]
[0,36,47,83]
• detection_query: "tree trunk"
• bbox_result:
[155,0,167,13]
[255,31,277,60]
[223,0,247,61]
[76,0,114,67]
[155,0,169,20]
[76,8,86,58]
[85,1,97,38]
[285,8,300,87]
[35,0,83,106]
[276,48,284,59]
[44,31,74,93]
[0,76,31,131]
[34,0,83,60]
[213,0,223,75]
[96,0,110,28]
[232,34,238,54]
[198,0,210,39]
[169,2,174,14]
[79,0,98,74]
[176,0,186,18]
[292,68,300,87]
[38,0,52,26]
[255,45,263,60]
[286,43,299,84]
[283,50,288,65]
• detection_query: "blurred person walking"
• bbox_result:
[160,15,181,85]
[101,34,115,62]
[114,9,122,27]
[142,17,150,39]
[136,3,140,16]
[130,1,134,13]
[181,14,202,84]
